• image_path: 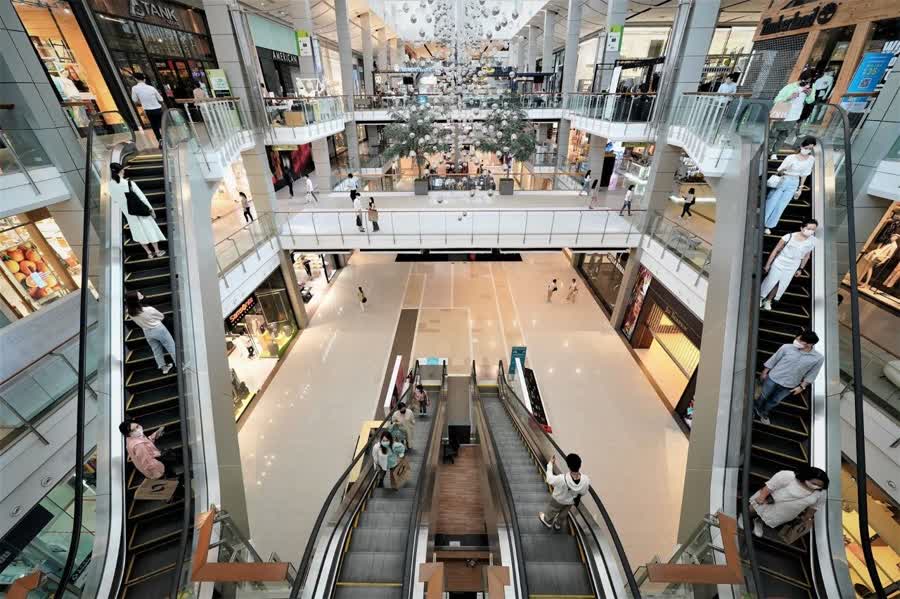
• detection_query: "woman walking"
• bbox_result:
[126,290,176,374]
[579,170,592,196]
[112,162,165,259]
[619,184,635,216]
[357,286,368,312]
[368,198,380,232]
[588,179,600,209]
[680,188,696,218]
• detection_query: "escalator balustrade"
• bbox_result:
[119,153,190,599]
[331,385,440,599]
[480,384,595,598]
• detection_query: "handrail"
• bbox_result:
[288,360,421,598]
[53,110,134,599]
[174,96,242,104]
[497,360,641,598]
[472,361,529,598]
[400,360,447,598]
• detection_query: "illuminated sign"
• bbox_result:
[227,295,256,326]
[129,0,178,23]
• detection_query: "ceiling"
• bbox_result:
[242,0,768,55]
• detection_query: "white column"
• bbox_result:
[310,137,332,191]
[360,12,374,95]
[599,0,627,90]
[377,28,388,72]
[516,36,526,72]
[526,25,538,72]
[555,0,582,171]
[334,0,360,170]
[288,0,317,77]
[588,134,607,185]
[508,38,518,69]
[542,10,555,73]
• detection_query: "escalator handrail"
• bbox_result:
[400,361,448,598]
[472,361,529,599]
[54,111,135,599]
[160,107,198,599]
[497,360,641,599]
[289,360,421,598]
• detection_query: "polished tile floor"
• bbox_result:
[237,250,688,570]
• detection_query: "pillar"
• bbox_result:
[542,10,555,74]
[377,28,388,73]
[516,36,526,73]
[288,0,317,77]
[310,137,332,190]
[508,38,518,69]
[359,12,374,95]
[526,26,538,72]
[599,0,627,91]
[555,0,582,172]
[334,0,360,170]
[587,134,607,186]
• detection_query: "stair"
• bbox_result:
[740,152,815,596]
[479,386,594,598]
[119,155,191,599]
[333,386,440,596]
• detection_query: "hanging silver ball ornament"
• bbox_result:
[410,14,417,22]
[426,15,432,23]
[501,18,508,27]
[509,71,516,78]
[511,134,517,140]
[511,9,518,19]
[409,150,416,156]
[419,29,426,37]
[495,150,502,156]
[491,6,499,15]
[485,31,493,40]
[402,2,409,11]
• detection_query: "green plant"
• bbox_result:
[476,94,537,171]
[381,104,452,178]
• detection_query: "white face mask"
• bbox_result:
[132,425,143,437]
[792,340,806,350]
[381,439,390,448]
[800,148,813,156]
[136,291,144,301]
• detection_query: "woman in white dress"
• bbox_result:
[111,162,166,259]
[748,466,828,538]
[760,219,817,311]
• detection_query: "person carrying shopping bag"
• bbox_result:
[372,430,407,489]
[368,198,380,232]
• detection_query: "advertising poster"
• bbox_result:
[621,265,653,340]
[841,52,893,113]
[207,68,231,97]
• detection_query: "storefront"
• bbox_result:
[225,269,299,422]
[621,265,702,431]
[0,211,81,327]
[87,0,217,125]
[257,47,301,97]
[577,252,629,315]
[290,252,344,316]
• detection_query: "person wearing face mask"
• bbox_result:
[119,419,176,481]
[413,384,429,415]
[760,218,818,311]
[391,402,417,451]
[764,138,816,233]
[753,329,823,425]
[539,453,590,530]
[747,466,829,538]
[111,162,166,259]
[126,290,177,374]
[371,429,406,488]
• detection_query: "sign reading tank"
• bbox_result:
[760,2,837,35]
[130,0,178,23]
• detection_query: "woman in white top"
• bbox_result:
[579,170,592,196]
[748,466,828,538]
[760,219,817,311]
[126,290,176,373]
[111,162,166,259]
[764,137,816,232]
[619,184,635,216]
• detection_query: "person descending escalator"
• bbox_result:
[747,467,828,539]
[392,401,416,451]
[539,454,590,531]
[753,330,823,426]
[760,219,818,311]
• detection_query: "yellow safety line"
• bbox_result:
[334,582,402,587]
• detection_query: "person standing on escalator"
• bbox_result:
[392,402,416,451]
[753,330,823,425]
[539,454,590,531]
[763,137,816,234]
[372,429,406,489]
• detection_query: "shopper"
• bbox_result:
[771,79,812,149]
[747,467,828,538]
[368,198,380,232]
[760,218,817,311]
[120,419,176,480]
[280,154,294,197]
[680,188,696,218]
[239,192,254,223]
[346,173,360,195]
[130,73,165,147]
[546,278,558,303]
[392,402,416,450]
[371,429,406,488]
[718,72,740,94]
[126,290,177,374]
[753,329,823,425]
[413,383,429,415]
[579,169,592,196]
[112,162,166,259]
[764,137,816,233]
[353,193,365,232]
[619,184,635,216]
[539,454,590,530]
[565,278,579,303]
[191,81,208,101]
[303,174,318,203]
[588,178,601,209]
[357,286,368,312]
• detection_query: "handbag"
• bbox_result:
[778,508,815,544]
[390,457,411,488]
[769,101,793,120]
[355,214,363,227]
[125,180,153,217]
[767,174,782,189]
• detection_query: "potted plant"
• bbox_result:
[382,104,451,195]
[477,94,537,195]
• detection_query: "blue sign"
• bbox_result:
[843,52,893,113]
[509,346,527,374]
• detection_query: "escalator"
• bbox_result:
[290,362,446,599]
[118,153,190,598]
[479,385,594,597]
[331,380,441,598]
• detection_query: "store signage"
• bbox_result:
[296,30,313,57]
[760,2,837,35]
[227,295,256,326]
[207,68,231,95]
[606,25,623,52]
[509,346,527,374]
[129,0,178,23]
[271,50,299,66]
[842,52,893,113]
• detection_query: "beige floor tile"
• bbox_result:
[412,307,471,375]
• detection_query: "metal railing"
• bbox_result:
[566,92,658,123]
[263,96,346,128]
[214,213,278,278]
[0,104,51,194]
[174,97,251,169]
[273,207,645,248]
[351,93,566,112]
[644,211,712,281]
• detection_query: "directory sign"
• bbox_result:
[509,346,527,374]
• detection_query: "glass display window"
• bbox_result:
[1,232,68,309]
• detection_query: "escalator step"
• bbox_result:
[339,551,404,583]
[127,494,184,520]
[126,538,180,583]
[751,430,807,463]
[127,385,179,412]
[126,367,177,390]
[752,544,810,588]
[365,497,414,514]
[124,253,170,269]
[124,267,171,285]
[129,510,187,550]
[333,587,402,599]
[524,561,593,596]
[349,527,408,553]
[121,569,173,599]
[520,533,582,562]
[373,486,416,499]
[355,512,411,529]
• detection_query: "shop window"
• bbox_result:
[94,13,141,51]
[798,25,855,83]
[137,22,183,57]
[579,252,627,314]
[644,303,700,376]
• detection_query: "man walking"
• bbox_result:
[754,330,824,425]
[131,73,165,147]
[546,278,558,303]
[539,454,589,530]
